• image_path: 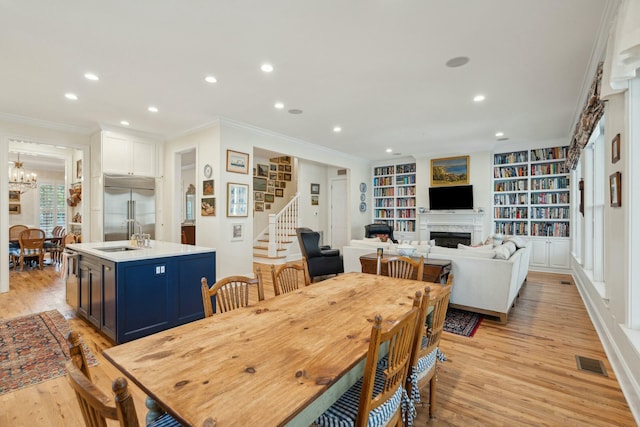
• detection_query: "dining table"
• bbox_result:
[102,272,449,427]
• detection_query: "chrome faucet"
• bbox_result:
[125,219,150,247]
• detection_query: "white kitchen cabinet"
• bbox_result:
[529,237,570,271]
[102,134,156,177]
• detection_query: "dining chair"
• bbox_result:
[379,255,424,280]
[270,259,310,296]
[17,228,46,271]
[314,292,422,427]
[8,224,28,267]
[201,267,264,316]
[66,331,180,427]
[46,226,67,265]
[406,275,454,419]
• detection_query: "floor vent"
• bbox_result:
[561,280,572,285]
[576,355,607,376]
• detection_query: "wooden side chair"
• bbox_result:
[201,267,264,317]
[270,259,310,296]
[379,255,424,280]
[66,332,180,427]
[315,292,422,427]
[17,228,46,270]
[8,224,28,267]
[46,226,67,265]
[407,275,454,419]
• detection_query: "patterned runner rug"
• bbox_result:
[444,307,483,337]
[0,310,97,395]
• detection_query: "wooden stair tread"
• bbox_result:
[253,253,286,259]
[258,239,293,244]
[253,246,286,251]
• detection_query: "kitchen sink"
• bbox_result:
[94,246,141,252]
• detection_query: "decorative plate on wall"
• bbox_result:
[203,164,212,178]
[359,182,367,192]
[359,202,367,212]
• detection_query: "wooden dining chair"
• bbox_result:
[270,259,310,296]
[315,292,422,427]
[46,227,67,265]
[406,275,454,419]
[8,224,28,268]
[66,332,180,427]
[379,255,424,280]
[17,228,46,271]
[201,267,264,317]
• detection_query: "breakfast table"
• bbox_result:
[103,272,449,426]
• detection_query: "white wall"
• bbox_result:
[297,160,329,234]
[9,169,65,227]
[571,83,640,422]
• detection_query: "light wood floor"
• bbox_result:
[0,265,635,426]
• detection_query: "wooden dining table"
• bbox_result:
[103,272,449,427]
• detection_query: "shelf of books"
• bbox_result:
[372,161,416,236]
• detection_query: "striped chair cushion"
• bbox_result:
[148,413,182,427]
[9,247,20,257]
[22,248,42,255]
[408,347,438,403]
[315,359,404,427]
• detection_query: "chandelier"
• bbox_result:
[8,153,38,194]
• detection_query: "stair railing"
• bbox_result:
[268,193,300,258]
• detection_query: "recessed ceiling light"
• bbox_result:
[205,75,217,83]
[260,63,274,73]
[288,109,303,115]
[148,106,158,113]
[495,132,504,137]
[274,102,284,109]
[473,94,485,102]
[121,120,130,126]
[386,148,393,153]
[84,73,99,81]
[445,56,470,68]
[64,93,78,101]
[333,126,342,133]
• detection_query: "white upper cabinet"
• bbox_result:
[102,133,156,177]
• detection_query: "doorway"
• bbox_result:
[175,148,197,244]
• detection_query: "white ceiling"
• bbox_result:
[0,1,613,161]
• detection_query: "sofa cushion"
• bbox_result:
[430,245,496,259]
[494,244,511,260]
[458,243,494,250]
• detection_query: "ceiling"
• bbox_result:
[0,1,613,161]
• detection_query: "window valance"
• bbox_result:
[566,62,605,170]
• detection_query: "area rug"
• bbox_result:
[0,310,97,395]
[444,307,483,337]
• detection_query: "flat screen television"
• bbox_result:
[428,185,474,210]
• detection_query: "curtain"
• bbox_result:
[566,62,605,170]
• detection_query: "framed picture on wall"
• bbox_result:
[257,164,269,177]
[430,155,469,186]
[609,172,621,207]
[203,180,214,196]
[275,188,284,197]
[9,203,21,215]
[310,183,320,194]
[612,134,620,163]
[227,183,248,217]
[226,150,249,174]
[9,191,20,202]
[264,193,275,203]
[201,198,216,216]
[231,223,244,241]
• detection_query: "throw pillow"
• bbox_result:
[494,245,511,260]
[503,241,517,256]
[506,236,529,248]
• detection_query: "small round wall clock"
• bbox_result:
[203,164,212,178]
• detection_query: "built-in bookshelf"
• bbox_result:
[493,146,571,270]
[492,146,570,238]
[372,161,416,237]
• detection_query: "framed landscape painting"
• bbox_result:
[431,155,469,186]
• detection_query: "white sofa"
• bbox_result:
[342,238,531,323]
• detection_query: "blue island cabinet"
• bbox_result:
[77,251,215,344]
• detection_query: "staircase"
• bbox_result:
[253,193,302,264]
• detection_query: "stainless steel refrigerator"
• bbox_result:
[104,174,155,241]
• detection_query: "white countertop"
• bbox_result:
[67,240,215,263]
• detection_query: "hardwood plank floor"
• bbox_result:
[0,265,634,426]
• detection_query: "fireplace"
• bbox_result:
[430,231,471,248]
[418,211,487,244]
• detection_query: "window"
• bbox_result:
[39,182,66,234]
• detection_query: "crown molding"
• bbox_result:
[0,111,93,134]
[166,117,221,140]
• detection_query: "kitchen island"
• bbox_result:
[67,240,215,344]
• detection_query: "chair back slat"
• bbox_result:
[201,270,264,317]
[381,255,424,280]
[270,260,310,296]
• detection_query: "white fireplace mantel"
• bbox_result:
[418,211,486,244]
